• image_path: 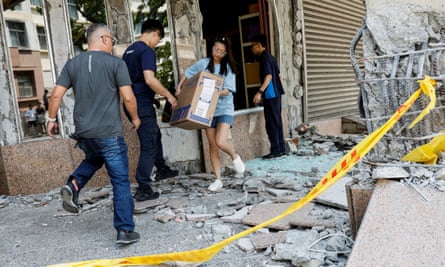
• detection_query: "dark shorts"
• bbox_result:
[210,115,234,128]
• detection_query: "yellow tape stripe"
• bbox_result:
[47,76,436,267]
[408,76,436,128]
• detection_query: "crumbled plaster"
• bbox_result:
[357,0,445,160]
[0,25,19,145]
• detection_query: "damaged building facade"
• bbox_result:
[0,0,444,195]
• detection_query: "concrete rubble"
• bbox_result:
[1,130,444,267]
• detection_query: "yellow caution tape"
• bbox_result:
[402,132,445,164]
[408,75,436,128]
[47,76,437,267]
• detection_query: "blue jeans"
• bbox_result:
[210,115,234,128]
[71,136,135,231]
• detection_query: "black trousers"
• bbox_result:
[135,112,167,188]
[263,96,285,154]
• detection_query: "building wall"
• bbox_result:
[0,0,208,195]
[0,0,324,194]
[4,1,49,130]
[6,0,444,194]
[9,47,45,109]
[270,0,303,136]
[0,1,22,146]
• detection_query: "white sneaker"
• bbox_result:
[232,155,245,174]
[208,179,223,192]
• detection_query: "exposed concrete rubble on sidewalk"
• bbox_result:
[1,129,445,267]
[0,133,358,267]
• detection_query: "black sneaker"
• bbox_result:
[133,186,160,202]
[155,167,179,181]
[262,152,287,160]
[60,181,79,213]
[116,230,140,245]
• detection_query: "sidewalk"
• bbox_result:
[0,150,351,267]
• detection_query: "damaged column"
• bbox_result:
[0,2,22,146]
[347,0,445,265]
[348,0,445,227]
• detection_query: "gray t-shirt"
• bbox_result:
[56,51,132,138]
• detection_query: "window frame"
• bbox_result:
[15,71,36,98]
[7,21,28,48]
[67,0,79,20]
[30,0,42,7]
[36,26,48,50]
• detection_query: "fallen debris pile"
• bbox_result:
[1,131,444,267]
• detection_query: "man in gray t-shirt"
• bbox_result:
[47,23,142,245]
[56,50,131,138]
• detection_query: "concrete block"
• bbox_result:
[251,231,287,249]
[347,180,445,267]
[242,202,315,230]
[202,108,270,173]
[345,182,374,240]
[0,139,109,195]
[0,119,203,195]
[315,176,352,210]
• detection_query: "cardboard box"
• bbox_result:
[170,71,223,130]
[245,62,260,85]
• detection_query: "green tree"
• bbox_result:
[133,0,168,28]
[74,0,106,23]
[69,0,173,90]
[70,0,106,51]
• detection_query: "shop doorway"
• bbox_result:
[198,0,269,110]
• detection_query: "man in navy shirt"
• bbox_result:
[123,19,178,201]
[251,34,286,159]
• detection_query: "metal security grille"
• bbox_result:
[302,0,366,122]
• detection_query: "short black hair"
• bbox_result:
[141,19,165,38]
[250,34,267,47]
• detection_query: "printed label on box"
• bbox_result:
[195,101,210,117]
[200,78,215,102]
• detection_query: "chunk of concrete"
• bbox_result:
[345,182,374,240]
[315,176,352,210]
[273,230,323,266]
[372,166,409,179]
[133,197,169,214]
[242,202,315,230]
[251,231,287,249]
[347,180,445,267]
[236,238,255,253]
[220,205,252,223]
[185,213,216,221]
